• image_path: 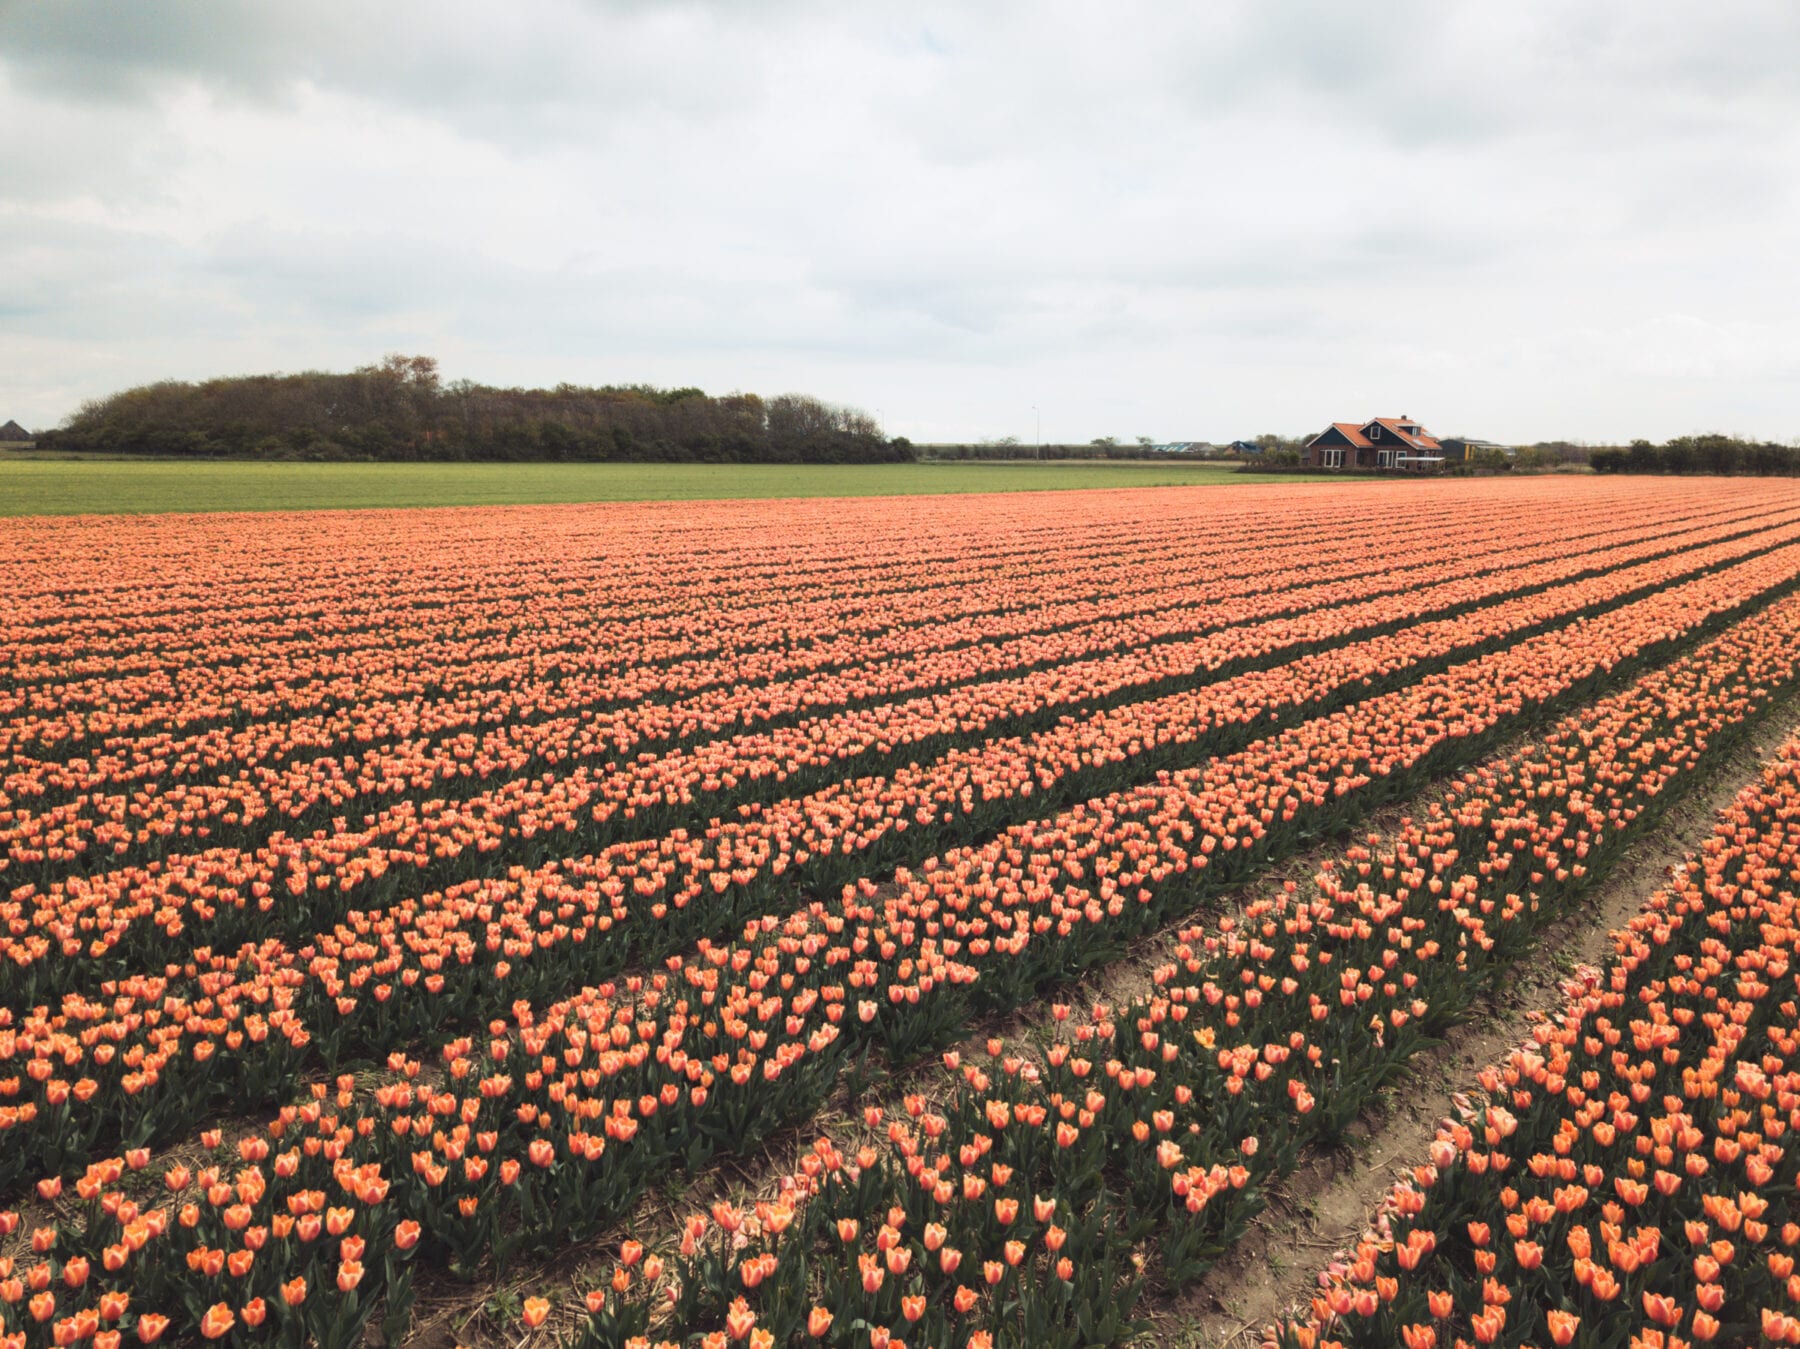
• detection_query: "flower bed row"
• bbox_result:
[529,547,1800,1349]
[11,494,1780,900]
[15,504,1793,986]
[24,515,1800,1008]
[4,486,1293,660]
[8,526,1797,1180]
[8,482,1721,657]
[6,486,1499,729]
[10,484,1711,850]
[7,488,1223,646]
[3,482,1797,1344]
[10,489,1800,1339]
[7,548,1800,1349]
[1271,734,1800,1349]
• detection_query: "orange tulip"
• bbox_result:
[198,1304,234,1340]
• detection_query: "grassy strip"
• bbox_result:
[0,460,1348,518]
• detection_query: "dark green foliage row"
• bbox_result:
[1590,434,1800,475]
[37,355,911,464]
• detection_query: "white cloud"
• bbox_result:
[0,0,1797,442]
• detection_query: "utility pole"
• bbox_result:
[1032,406,1041,459]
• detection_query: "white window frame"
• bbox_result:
[1377,449,1394,468]
[1321,447,1344,468]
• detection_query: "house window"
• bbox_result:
[1368,425,1381,439]
[1321,448,1344,468]
[1377,450,1394,468]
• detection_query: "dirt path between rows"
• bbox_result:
[1143,707,1800,1348]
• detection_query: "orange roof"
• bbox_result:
[1368,417,1441,452]
[1326,422,1373,448]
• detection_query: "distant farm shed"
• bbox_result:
[0,418,32,446]
[1438,437,1516,463]
[1306,416,1443,471]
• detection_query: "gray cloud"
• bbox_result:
[0,0,1797,442]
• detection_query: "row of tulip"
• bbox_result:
[11,482,1743,647]
[526,537,1800,1348]
[12,493,1624,958]
[10,487,1747,771]
[10,485,1733,851]
[11,496,1661,949]
[6,537,1797,1349]
[7,488,1239,644]
[1270,732,1800,1349]
[7,528,1798,1186]
[19,510,1800,1004]
[23,481,1684,674]
[4,480,1797,1344]
[3,486,1310,660]
[14,503,1795,991]
[5,488,1527,733]
[11,495,1785,903]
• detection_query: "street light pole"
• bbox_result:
[1032,406,1040,459]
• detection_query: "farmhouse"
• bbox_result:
[1306,416,1442,471]
[0,418,32,447]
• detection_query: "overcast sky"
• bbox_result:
[2,1,1797,444]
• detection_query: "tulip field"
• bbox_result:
[6,477,1800,1349]
[1271,729,1800,1349]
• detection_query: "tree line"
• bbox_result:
[918,433,1312,462]
[919,442,1211,461]
[1588,434,1800,476]
[38,356,912,464]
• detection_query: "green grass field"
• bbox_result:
[0,458,1345,516]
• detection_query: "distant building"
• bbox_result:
[1227,439,1262,455]
[1306,416,1443,471]
[1438,437,1515,463]
[0,419,32,446]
